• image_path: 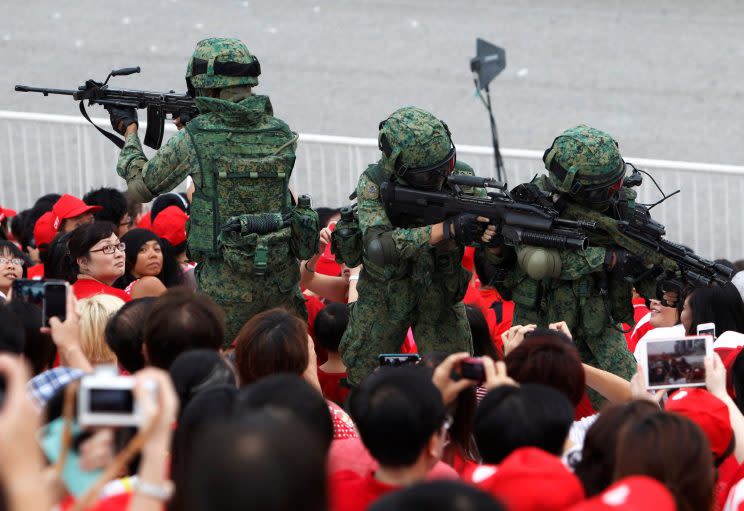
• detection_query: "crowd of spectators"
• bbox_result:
[3,187,744,511]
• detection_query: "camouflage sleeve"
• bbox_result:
[357,173,432,257]
[116,130,198,203]
[556,246,607,280]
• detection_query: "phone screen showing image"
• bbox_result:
[12,279,45,307]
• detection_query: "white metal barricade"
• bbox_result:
[0,110,742,260]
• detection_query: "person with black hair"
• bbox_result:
[680,282,744,336]
[181,414,327,511]
[171,384,238,510]
[116,228,184,298]
[234,374,334,452]
[43,231,74,282]
[149,192,189,223]
[83,187,131,237]
[0,240,26,302]
[4,300,56,375]
[474,384,574,464]
[0,304,25,354]
[143,287,224,369]
[466,304,500,361]
[421,352,479,475]
[315,302,350,404]
[104,297,155,373]
[67,222,130,302]
[370,481,505,511]
[330,366,449,511]
[169,350,235,421]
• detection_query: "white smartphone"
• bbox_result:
[643,335,713,390]
[697,322,716,339]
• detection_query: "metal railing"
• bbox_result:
[1,110,743,260]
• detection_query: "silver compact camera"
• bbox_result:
[77,366,155,427]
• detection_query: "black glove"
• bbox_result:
[107,106,138,135]
[604,247,645,275]
[443,213,485,245]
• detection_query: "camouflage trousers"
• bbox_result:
[340,271,473,387]
[195,256,307,347]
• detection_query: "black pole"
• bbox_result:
[484,86,505,182]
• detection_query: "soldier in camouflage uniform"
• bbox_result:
[339,107,497,386]
[111,38,315,345]
[494,125,658,393]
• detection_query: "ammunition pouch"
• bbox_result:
[218,214,293,276]
[289,202,320,261]
[331,215,363,268]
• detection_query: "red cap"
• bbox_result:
[51,194,102,231]
[666,388,733,459]
[0,205,17,223]
[34,211,57,248]
[151,206,188,247]
[136,211,152,230]
[566,476,675,511]
[471,447,585,511]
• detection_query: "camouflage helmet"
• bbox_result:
[378,106,456,190]
[543,125,626,208]
[185,38,261,94]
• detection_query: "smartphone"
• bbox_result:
[460,357,485,383]
[12,278,67,326]
[696,322,716,339]
[378,354,421,367]
[43,281,68,326]
[642,335,713,390]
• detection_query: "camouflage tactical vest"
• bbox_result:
[185,98,297,261]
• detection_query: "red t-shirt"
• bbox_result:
[305,293,329,364]
[626,298,652,352]
[329,471,400,511]
[328,436,459,481]
[72,279,132,302]
[319,368,350,406]
[27,263,45,279]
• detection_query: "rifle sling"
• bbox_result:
[79,101,125,149]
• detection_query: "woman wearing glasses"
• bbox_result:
[68,222,131,302]
[0,240,26,303]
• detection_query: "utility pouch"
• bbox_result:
[218,214,292,276]
[331,205,363,268]
[289,195,320,260]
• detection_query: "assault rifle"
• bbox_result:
[559,164,734,301]
[380,174,595,250]
[15,66,197,150]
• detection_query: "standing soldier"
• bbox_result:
[494,125,658,398]
[338,106,497,386]
[111,38,318,344]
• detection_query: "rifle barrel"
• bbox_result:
[14,85,77,96]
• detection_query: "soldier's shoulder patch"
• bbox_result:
[360,181,380,200]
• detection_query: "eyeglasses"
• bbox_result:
[89,242,126,255]
[0,257,24,267]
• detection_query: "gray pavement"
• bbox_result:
[2,0,743,165]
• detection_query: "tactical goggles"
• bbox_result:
[395,147,457,190]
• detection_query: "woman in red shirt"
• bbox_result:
[67,222,131,302]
